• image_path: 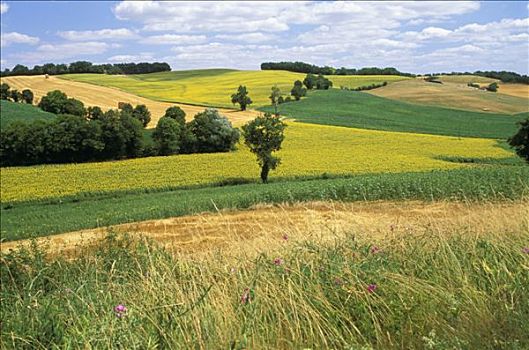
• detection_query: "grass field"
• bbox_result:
[369,78,529,113]
[1,166,528,241]
[261,89,527,138]
[2,202,528,348]
[0,121,515,203]
[58,70,408,107]
[0,100,56,128]
[0,75,258,127]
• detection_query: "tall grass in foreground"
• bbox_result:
[2,228,528,349]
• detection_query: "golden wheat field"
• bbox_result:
[0,122,512,203]
[0,75,259,127]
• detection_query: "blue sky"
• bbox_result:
[1,1,528,73]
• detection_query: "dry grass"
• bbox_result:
[4,200,527,260]
[0,75,259,127]
[368,78,528,114]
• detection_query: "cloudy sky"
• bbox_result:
[1,1,528,74]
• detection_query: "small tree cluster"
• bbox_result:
[290,80,307,101]
[467,82,481,89]
[1,83,34,104]
[302,74,332,90]
[152,107,239,156]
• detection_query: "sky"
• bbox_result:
[1,1,528,74]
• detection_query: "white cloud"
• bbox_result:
[108,53,155,62]
[140,34,207,45]
[0,2,8,14]
[58,28,138,41]
[1,32,40,47]
[12,42,111,63]
[214,32,277,43]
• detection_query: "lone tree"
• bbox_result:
[231,85,252,111]
[508,118,529,163]
[290,80,307,101]
[242,113,286,183]
[269,85,282,116]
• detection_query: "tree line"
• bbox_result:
[425,71,529,85]
[1,61,171,77]
[0,88,240,166]
[261,61,415,77]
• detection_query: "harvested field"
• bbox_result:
[0,75,259,127]
[368,78,528,114]
[3,200,527,258]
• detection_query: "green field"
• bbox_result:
[261,89,527,139]
[2,166,528,241]
[59,70,408,108]
[0,100,56,128]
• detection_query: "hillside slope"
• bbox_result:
[0,75,259,127]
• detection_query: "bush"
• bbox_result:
[0,83,10,100]
[486,82,499,92]
[188,109,240,153]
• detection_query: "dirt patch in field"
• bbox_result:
[0,75,259,127]
[2,200,527,258]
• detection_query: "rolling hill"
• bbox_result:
[58,69,409,107]
[261,89,527,138]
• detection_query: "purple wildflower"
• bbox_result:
[522,247,529,254]
[282,234,289,241]
[334,277,343,286]
[370,246,381,254]
[114,304,127,317]
[367,284,377,293]
[273,258,284,266]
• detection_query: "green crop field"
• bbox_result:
[0,100,56,129]
[58,70,408,108]
[2,166,528,241]
[260,89,527,139]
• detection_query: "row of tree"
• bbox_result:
[1,83,34,104]
[425,71,529,85]
[0,61,171,77]
[340,81,388,91]
[261,61,414,77]
[0,89,241,166]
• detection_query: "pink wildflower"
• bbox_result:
[114,304,127,317]
[367,284,377,293]
[273,258,284,266]
[282,234,289,241]
[370,246,381,254]
[522,247,529,254]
